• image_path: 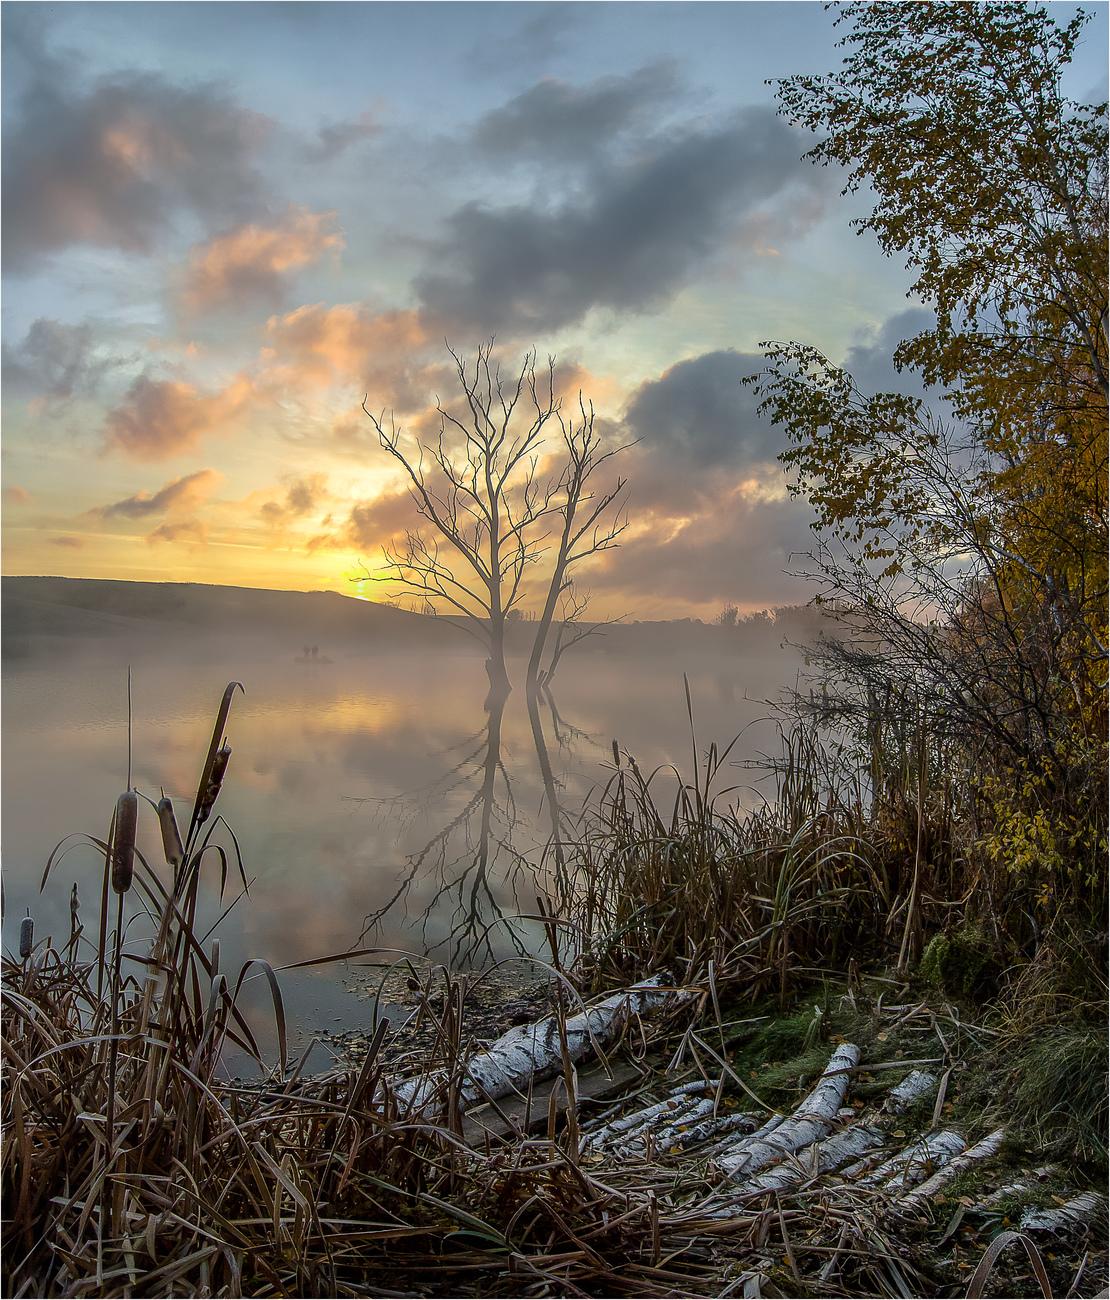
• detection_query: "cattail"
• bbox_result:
[198,743,232,826]
[611,740,620,767]
[19,913,34,959]
[157,796,184,868]
[112,790,138,894]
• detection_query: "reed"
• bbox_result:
[4,676,1102,1298]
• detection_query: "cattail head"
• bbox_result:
[198,743,232,826]
[157,796,184,868]
[19,913,34,959]
[611,740,620,767]
[111,790,138,894]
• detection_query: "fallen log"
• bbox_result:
[1019,1191,1107,1236]
[392,974,677,1117]
[863,1130,967,1191]
[733,1068,939,1198]
[899,1128,1006,1209]
[716,1043,860,1180]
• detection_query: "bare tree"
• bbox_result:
[526,398,631,691]
[363,344,629,695]
[362,343,560,694]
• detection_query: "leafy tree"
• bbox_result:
[756,2,1108,914]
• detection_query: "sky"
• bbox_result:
[3,1,1106,620]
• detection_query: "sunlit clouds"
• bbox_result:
[9,4,1099,616]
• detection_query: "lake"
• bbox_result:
[2,612,808,1064]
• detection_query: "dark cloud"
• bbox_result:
[96,468,222,519]
[2,52,270,269]
[472,62,681,162]
[146,518,207,546]
[344,492,416,549]
[623,350,779,470]
[416,108,826,334]
[588,490,814,609]
[307,112,378,163]
[49,535,84,549]
[842,308,936,398]
[465,4,581,75]
[2,318,122,402]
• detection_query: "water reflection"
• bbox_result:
[358,679,593,963]
[3,633,802,1043]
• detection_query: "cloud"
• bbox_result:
[842,308,936,397]
[623,350,780,470]
[260,473,330,524]
[96,468,222,518]
[146,518,207,546]
[3,58,270,269]
[2,318,122,402]
[416,107,827,334]
[49,535,84,549]
[466,3,582,75]
[472,62,681,162]
[306,490,415,555]
[3,485,31,505]
[587,487,814,610]
[262,303,439,409]
[180,208,345,313]
[308,112,378,162]
[103,373,253,460]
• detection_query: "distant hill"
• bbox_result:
[1,576,457,659]
[2,576,829,661]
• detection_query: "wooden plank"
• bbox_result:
[461,1058,645,1143]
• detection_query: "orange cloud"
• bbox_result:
[96,467,222,518]
[3,485,31,505]
[104,373,253,460]
[146,518,208,546]
[260,473,331,526]
[180,207,344,312]
[262,303,430,399]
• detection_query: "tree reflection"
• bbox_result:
[359,678,593,963]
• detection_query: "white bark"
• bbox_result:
[898,1128,1006,1208]
[864,1130,967,1190]
[731,1069,939,1198]
[393,974,675,1115]
[585,1079,711,1150]
[1019,1191,1106,1235]
[716,1043,860,1181]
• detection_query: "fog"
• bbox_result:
[2,578,819,1059]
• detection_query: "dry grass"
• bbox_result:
[4,680,1104,1298]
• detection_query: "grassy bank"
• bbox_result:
[3,684,1106,1298]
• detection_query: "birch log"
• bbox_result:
[716,1043,860,1180]
[898,1128,1006,1209]
[733,1069,939,1198]
[1020,1191,1107,1235]
[392,974,675,1115]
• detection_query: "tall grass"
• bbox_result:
[5,677,1103,1297]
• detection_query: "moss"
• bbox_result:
[918,924,996,997]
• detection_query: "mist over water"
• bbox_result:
[2,604,808,1058]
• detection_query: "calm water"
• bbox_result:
[2,632,799,1062]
